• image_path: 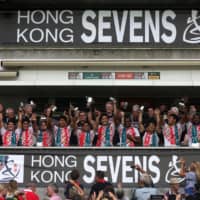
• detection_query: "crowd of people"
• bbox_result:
[0,158,200,200]
[0,96,200,147]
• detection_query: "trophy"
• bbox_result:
[140,105,144,111]
[109,97,116,102]
[122,101,128,110]
[51,105,57,112]
[40,116,47,121]
[18,102,24,112]
[178,99,185,107]
[74,107,79,111]
[86,96,94,108]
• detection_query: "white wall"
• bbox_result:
[1,66,200,86]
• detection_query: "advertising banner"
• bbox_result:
[0,148,199,188]
[0,10,200,47]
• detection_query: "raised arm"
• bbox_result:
[0,112,4,128]
[17,111,23,129]
[138,110,145,133]
[131,164,147,174]
[68,179,85,196]
[154,108,161,133]
[179,158,187,177]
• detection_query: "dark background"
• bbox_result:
[0,0,200,10]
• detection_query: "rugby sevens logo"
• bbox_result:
[0,155,24,183]
[183,10,200,43]
[165,155,185,184]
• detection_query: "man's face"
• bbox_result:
[105,103,113,113]
[25,105,33,115]
[82,123,90,132]
[168,116,176,125]
[79,112,86,122]
[132,111,139,118]
[146,123,155,133]
[148,108,154,117]
[160,105,166,113]
[101,116,108,126]
[6,108,15,118]
[22,121,29,130]
[193,115,200,125]
[125,118,131,128]
[7,122,15,131]
[47,186,53,197]
[59,118,67,128]
[40,122,47,131]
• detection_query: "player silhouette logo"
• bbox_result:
[183,10,200,44]
[165,155,185,184]
[0,155,21,182]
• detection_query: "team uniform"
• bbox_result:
[0,127,19,146]
[54,125,71,147]
[142,131,159,147]
[16,127,34,146]
[185,121,200,147]
[118,125,140,147]
[96,123,115,146]
[37,130,53,147]
[76,129,94,147]
[162,123,182,146]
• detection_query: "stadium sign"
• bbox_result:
[0,148,199,187]
[0,10,200,47]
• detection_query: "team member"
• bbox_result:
[162,114,182,147]
[139,109,161,147]
[184,114,200,147]
[76,121,95,147]
[95,114,115,147]
[0,112,18,146]
[17,115,34,147]
[54,115,72,147]
[118,116,141,147]
[37,120,53,147]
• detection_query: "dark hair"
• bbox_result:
[96,170,105,179]
[100,114,108,125]
[70,169,80,180]
[7,119,16,125]
[145,119,156,128]
[59,115,67,122]
[124,114,131,121]
[116,190,124,199]
[22,117,30,124]
[40,120,47,125]
[169,114,179,122]
[103,185,115,200]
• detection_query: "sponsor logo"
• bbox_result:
[0,155,24,183]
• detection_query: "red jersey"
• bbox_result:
[24,189,40,200]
